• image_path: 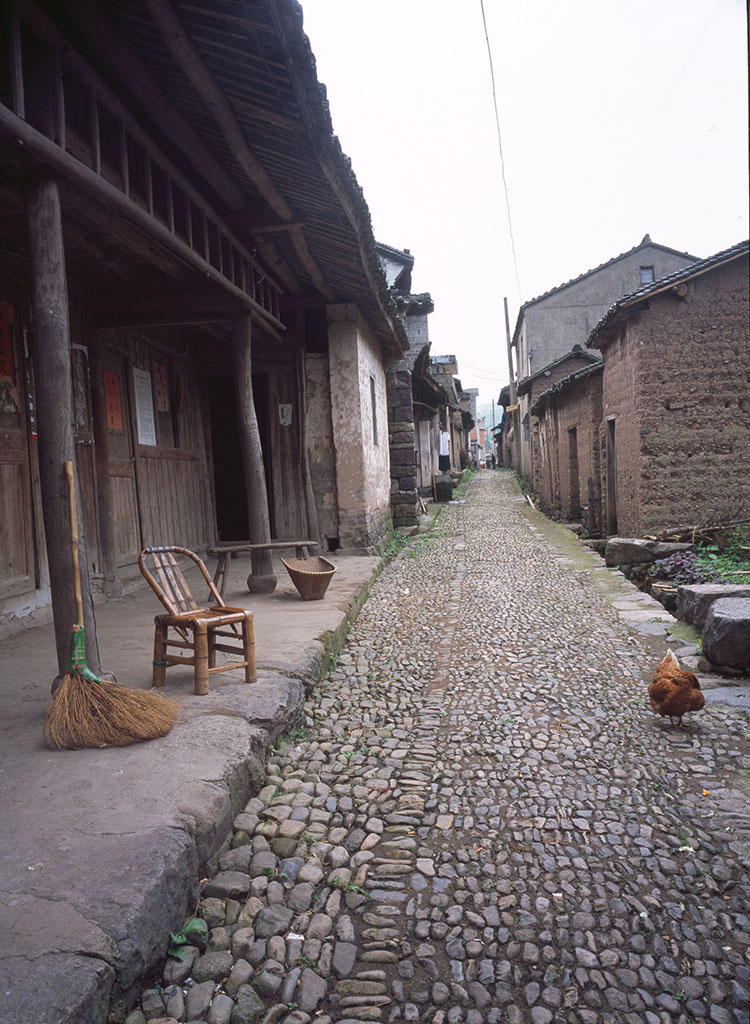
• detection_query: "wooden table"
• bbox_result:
[208,540,319,594]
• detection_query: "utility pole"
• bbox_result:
[504,297,521,472]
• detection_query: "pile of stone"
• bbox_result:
[677,584,750,673]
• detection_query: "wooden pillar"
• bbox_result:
[296,346,320,544]
[88,338,122,598]
[25,171,101,676]
[231,312,275,592]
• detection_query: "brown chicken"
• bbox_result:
[649,649,705,727]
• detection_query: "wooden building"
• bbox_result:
[0,0,406,666]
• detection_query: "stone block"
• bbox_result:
[702,598,750,669]
[387,387,412,406]
[390,448,416,467]
[604,538,654,567]
[677,583,750,629]
[391,492,418,505]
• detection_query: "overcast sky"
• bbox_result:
[300,0,749,405]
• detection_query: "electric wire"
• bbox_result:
[479,0,522,301]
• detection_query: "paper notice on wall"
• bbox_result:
[279,403,293,426]
[440,431,450,457]
[133,367,157,446]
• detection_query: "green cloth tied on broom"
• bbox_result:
[43,462,179,750]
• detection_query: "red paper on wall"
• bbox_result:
[103,369,124,430]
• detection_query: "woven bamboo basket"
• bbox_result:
[280,555,337,600]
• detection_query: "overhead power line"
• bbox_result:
[479,0,522,300]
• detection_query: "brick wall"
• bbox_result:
[600,255,750,535]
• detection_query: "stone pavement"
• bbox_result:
[129,472,750,1024]
[0,551,381,1024]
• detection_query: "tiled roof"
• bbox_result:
[587,239,749,347]
[531,362,603,416]
[512,235,699,342]
[517,345,600,395]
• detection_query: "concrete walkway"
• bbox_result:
[127,471,749,1024]
[0,550,382,1023]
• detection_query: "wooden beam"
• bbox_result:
[16,0,283,295]
[10,7,24,117]
[250,221,306,234]
[25,170,101,677]
[94,287,245,328]
[142,0,335,300]
[0,104,284,337]
[288,225,335,301]
[144,0,293,221]
[62,0,247,212]
[248,232,304,297]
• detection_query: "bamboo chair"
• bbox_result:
[138,546,256,695]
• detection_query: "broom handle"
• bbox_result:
[64,461,84,624]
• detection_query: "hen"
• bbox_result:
[649,649,705,727]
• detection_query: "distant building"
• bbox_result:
[509,236,698,482]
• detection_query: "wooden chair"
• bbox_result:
[138,546,256,695]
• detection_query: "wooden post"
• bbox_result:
[504,296,521,473]
[25,171,101,676]
[88,338,122,598]
[231,313,275,592]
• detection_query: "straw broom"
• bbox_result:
[43,462,179,750]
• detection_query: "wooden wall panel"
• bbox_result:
[0,459,33,598]
[111,470,140,566]
[137,451,205,550]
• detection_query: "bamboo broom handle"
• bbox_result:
[64,461,84,624]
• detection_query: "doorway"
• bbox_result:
[567,426,580,520]
[208,374,275,541]
[606,419,618,534]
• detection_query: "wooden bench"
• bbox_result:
[208,540,319,595]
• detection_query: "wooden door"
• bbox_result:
[100,353,141,566]
[0,300,37,599]
[71,343,101,574]
[606,419,618,535]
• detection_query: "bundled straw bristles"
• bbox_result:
[44,674,180,750]
[43,626,179,750]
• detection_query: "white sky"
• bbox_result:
[299,0,749,404]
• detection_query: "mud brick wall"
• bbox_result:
[601,255,750,536]
[533,370,603,533]
[527,353,598,497]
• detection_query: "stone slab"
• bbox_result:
[0,552,379,1024]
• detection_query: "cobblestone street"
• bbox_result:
[134,472,750,1024]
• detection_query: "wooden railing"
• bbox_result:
[1,0,283,331]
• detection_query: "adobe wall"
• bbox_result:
[598,326,643,535]
[304,353,339,549]
[550,375,603,532]
[327,304,392,552]
[524,353,599,490]
[632,257,750,534]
